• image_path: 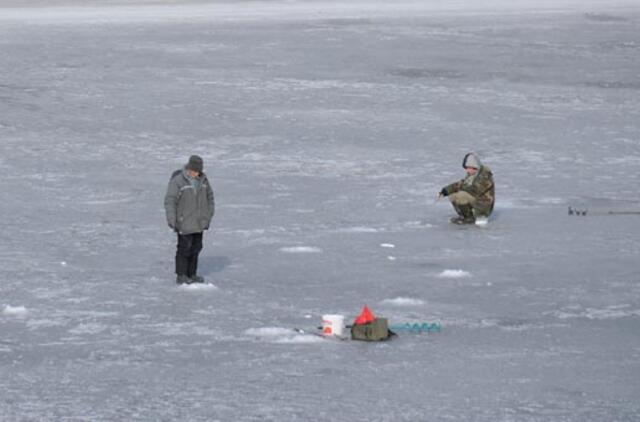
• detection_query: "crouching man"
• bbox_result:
[164,155,215,284]
[438,152,494,224]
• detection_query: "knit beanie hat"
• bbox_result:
[186,155,204,173]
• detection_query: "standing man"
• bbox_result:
[164,155,215,284]
[438,152,494,224]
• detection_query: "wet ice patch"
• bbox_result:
[245,327,324,344]
[391,67,464,80]
[381,297,425,307]
[279,246,323,253]
[68,323,109,335]
[584,13,627,22]
[442,317,518,330]
[26,319,67,330]
[476,318,537,331]
[551,305,640,320]
[437,269,472,278]
[336,226,380,233]
[3,305,28,316]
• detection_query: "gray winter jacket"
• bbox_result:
[164,168,215,235]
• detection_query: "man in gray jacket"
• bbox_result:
[164,155,215,284]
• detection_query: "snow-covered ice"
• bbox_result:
[438,269,473,278]
[279,246,323,253]
[381,297,425,307]
[244,326,296,338]
[178,282,219,291]
[550,305,640,320]
[1,0,639,420]
[2,305,28,316]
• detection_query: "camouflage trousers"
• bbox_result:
[449,191,492,218]
[449,191,475,218]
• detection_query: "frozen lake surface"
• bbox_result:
[1,1,639,420]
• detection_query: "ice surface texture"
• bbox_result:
[1,1,639,421]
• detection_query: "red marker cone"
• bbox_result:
[353,305,376,325]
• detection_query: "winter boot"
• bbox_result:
[450,204,475,225]
[450,215,476,224]
[176,274,191,285]
[190,275,205,284]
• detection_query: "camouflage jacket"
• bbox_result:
[443,165,495,215]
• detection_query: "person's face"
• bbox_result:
[465,167,478,175]
[187,169,200,178]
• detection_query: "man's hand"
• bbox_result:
[168,221,176,230]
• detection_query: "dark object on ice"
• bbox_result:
[351,318,396,341]
[190,275,205,283]
[350,306,396,341]
[176,275,191,285]
[568,206,588,216]
[176,233,204,282]
[450,214,475,225]
[568,206,640,216]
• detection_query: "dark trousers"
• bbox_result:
[175,233,203,277]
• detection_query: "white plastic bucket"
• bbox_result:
[321,314,345,336]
